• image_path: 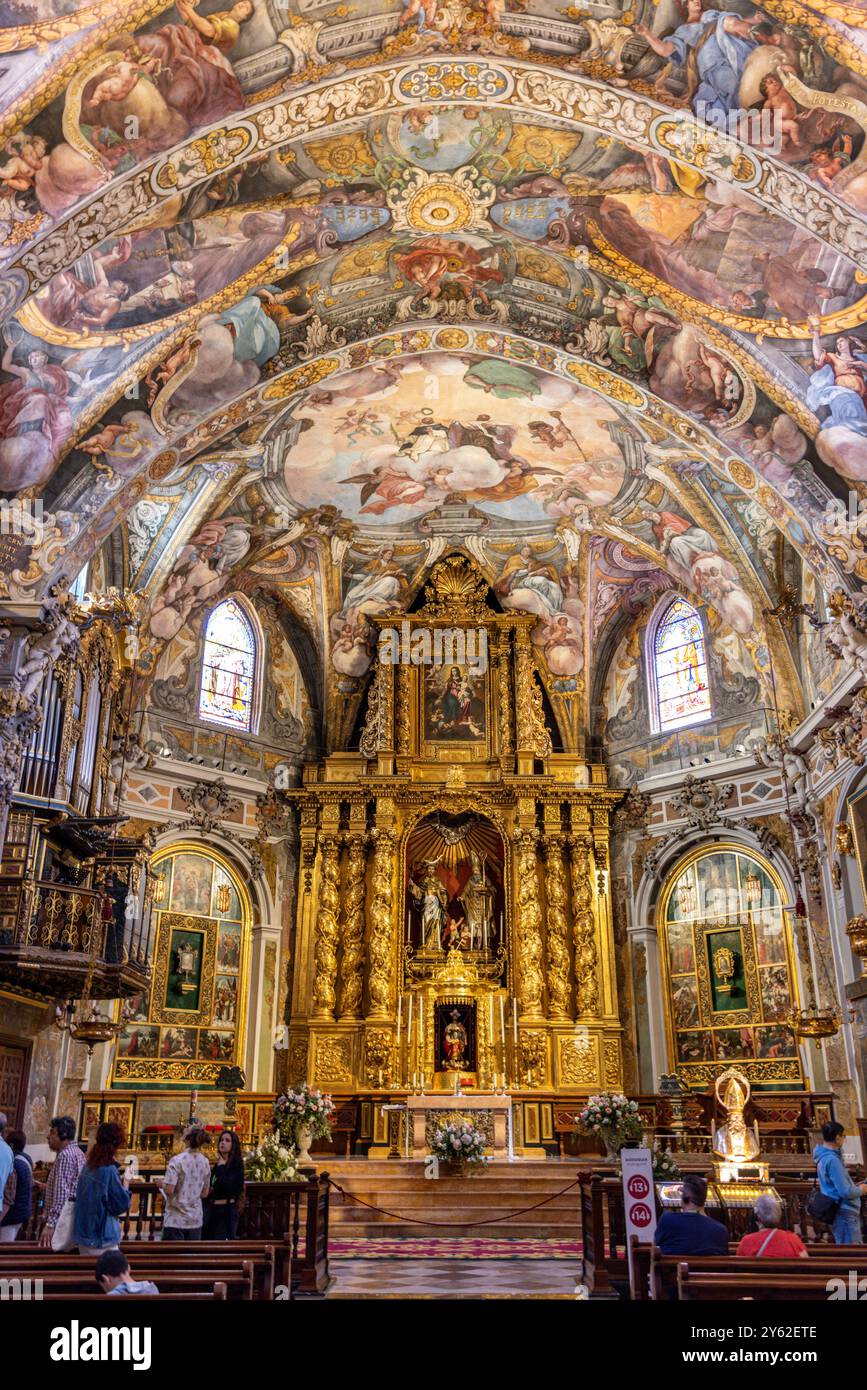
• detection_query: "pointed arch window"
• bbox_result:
[651,597,712,732]
[198,598,258,732]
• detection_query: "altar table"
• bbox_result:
[406,1093,513,1158]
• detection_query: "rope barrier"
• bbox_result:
[326,1173,583,1229]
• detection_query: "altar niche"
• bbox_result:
[405,812,504,961]
[437,1002,477,1073]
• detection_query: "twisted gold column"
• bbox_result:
[339,832,367,1019]
[514,827,544,1017]
[570,836,599,1016]
[367,826,395,1019]
[311,832,340,1019]
[545,833,571,1019]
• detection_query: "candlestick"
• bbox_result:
[397,992,402,1049]
[512,998,518,1046]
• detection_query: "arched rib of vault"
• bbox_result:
[5,58,866,316]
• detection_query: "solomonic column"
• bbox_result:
[544,831,571,1020]
[311,828,341,1020]
[514,825,545,1018]
[570,834,600,1017]
[339,829,367,1020]
[366,799,396,1020]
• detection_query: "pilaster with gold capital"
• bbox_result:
[290,797,321,1019]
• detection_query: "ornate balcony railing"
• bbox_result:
[0,878,151,994]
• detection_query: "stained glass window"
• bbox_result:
[198,598,257,731]
[652,598,712,732]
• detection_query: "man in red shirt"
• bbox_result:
[736,1193,807,1257]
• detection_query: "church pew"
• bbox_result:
[0,1257,261,1301]
[39,1286,227,1301]
[3,1239,285,1299]
[9,1271,252,1299]
[629,1237,867,1300]
[677,1264,848,1300]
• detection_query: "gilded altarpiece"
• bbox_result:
[284,556,624,1099]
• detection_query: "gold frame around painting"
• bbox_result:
[658,842,804,1090]
[110,841,252,1088]
[150,912,218,1027]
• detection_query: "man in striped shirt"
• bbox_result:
[38,1116,86,1248]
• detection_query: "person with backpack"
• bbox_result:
[812,1121,867,1245]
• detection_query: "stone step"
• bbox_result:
[331,1220,582,1239]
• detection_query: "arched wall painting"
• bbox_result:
[111,844,251,1088]
[661,847,803,1091]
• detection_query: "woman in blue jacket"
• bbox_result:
[813,1121,867,1245]
[74,1122,132,1256]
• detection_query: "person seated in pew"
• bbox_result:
[96,1248,159,1296]
[736,1193,807,1258]
[656,1174,729,1256]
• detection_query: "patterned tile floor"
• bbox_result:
[328,1238,581,1298]
[330,1236,581,1259]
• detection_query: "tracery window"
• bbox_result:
[652,597,712,732]
[198,598,258,732]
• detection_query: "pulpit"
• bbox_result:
[407,1092,513,1159]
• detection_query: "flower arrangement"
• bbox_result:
[273,1084,335,1143]
[650,1142,682,1181]
[576,1091,642,1156]
[244,1132,300,1183]
[429,1119,487,1169]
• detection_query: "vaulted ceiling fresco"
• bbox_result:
[1,0,866,750]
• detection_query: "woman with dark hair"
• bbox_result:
[203,1129,245,1239]
[73,1122,132,1256]
[0,1130,33,1242]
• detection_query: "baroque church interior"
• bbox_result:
[2,0,867,1317]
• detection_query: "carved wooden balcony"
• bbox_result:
[0,879,151,999]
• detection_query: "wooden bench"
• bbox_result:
[625,1239,867,1301]
[11,1271,249,1299]
[677,1265,846,1300]
[3,1239,285,1300]
[629,1238,867,1300]
[0,1254,260,1300]
[38,1286,227,1301]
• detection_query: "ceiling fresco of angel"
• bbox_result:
[0,0,866,754]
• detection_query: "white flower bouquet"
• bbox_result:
[244,1132,301,1183]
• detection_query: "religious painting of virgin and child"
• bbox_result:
[424,660,486,743]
